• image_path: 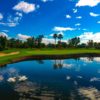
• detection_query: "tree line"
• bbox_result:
[0,33,100,50]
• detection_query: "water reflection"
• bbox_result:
[80,57,100,63]
[78,87,100,100]
[0,57,100,100]
[14,81,57,100]
[53,59,74,69]
[0,67,28,83]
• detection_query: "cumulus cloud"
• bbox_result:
[13,1,36,14]
[66,15,71,18]
[79,32,100,43]
[90,12,100,17]
[0,32,8,37]
[0,13,3,20]
[76,16,82,19]
[53,26,75,31]
[17,34,31,40]
[76,0,100,7]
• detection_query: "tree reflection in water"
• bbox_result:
[53,60,63,69]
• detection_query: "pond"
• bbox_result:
[0,57,100,100]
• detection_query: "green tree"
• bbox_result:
[58,34,63,48]
[0,36,8,50]
[8,38,16,48]
[53,33,58,47]
[68,37,80,47]
[58,34,63,42]
[27,37,35,48]
[36,35,44,48]
[87,40,94,48]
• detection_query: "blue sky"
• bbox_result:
[0,0,100,43]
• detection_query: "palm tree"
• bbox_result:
[58,34,63,42]
[53,33,58,45]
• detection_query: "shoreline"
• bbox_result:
[0,53,100,67]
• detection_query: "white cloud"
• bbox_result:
[53,26,75,31]
[76,0,100,7]
[75,23,81,26]
[8,23,17,27]
[76,16,82,19]
[0,13,3,20]
[17,34,31,40]
[0,32,8,37]
[66,15,71,18]
[13,1,36,14]
[16,12,23,17]
[79,32,100,43]
[90,12,100,17]
[41,0,53,3]
[97,21,100,24]
[2,30,9,33]
[73,9,77,13]
[0,22,18,27]
[42,38,55,44]
[82,28,87,31]
[0,15,22,27]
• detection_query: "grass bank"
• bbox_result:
[0,48,100,66]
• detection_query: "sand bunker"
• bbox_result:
[0,52,19,57]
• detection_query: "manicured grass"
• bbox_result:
[0,48,100,65]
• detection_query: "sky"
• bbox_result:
[0,0,100,43]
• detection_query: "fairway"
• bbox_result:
[0,48,100,66]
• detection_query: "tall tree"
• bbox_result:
[68,37,80,47]
[58,34,63,47]
[0,36,8,50]
[8,38,16,48]
[27,37,35,48]
[58,34,63,42]
[87,40,94,48]
[53,33,58,45]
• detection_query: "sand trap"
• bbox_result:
[0,52,20,57]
